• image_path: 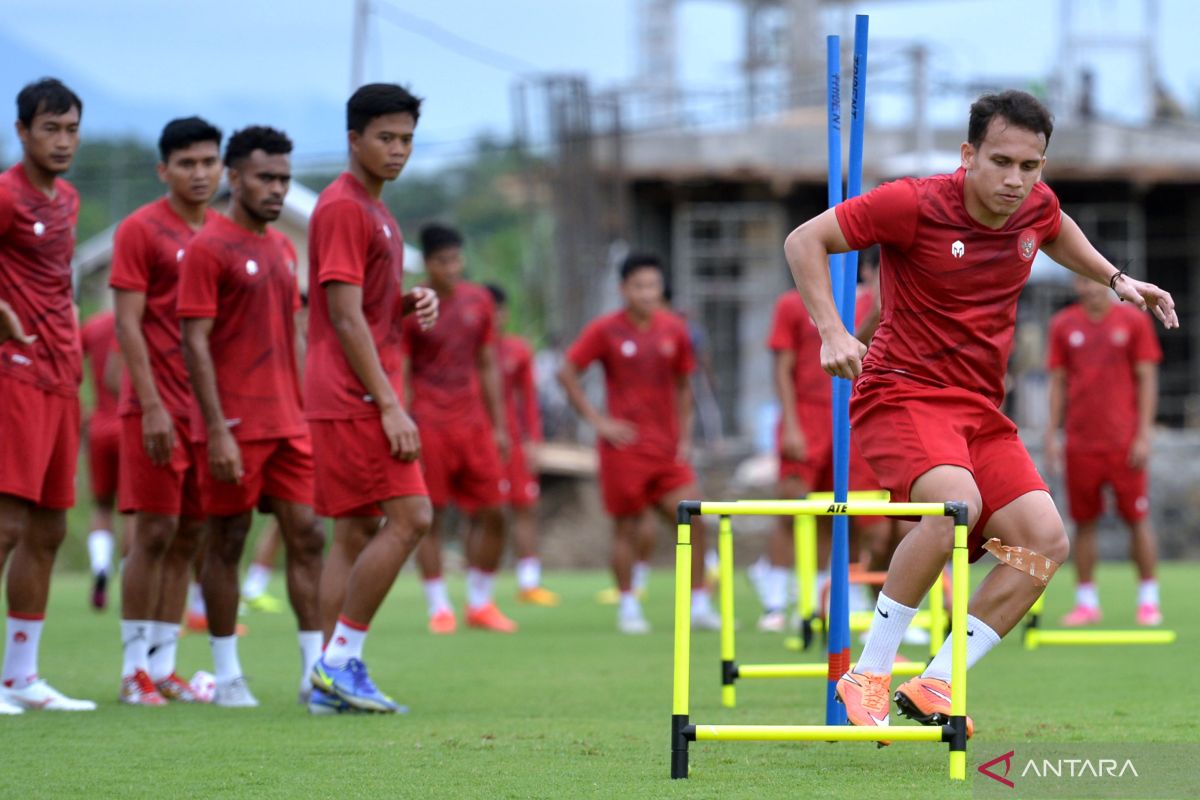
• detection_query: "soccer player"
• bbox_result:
[484,282,558,607]
[1045,274,1164,626]
[305,84,437,714]
[405,224,517,634]
[178,126,325,708]
[80,308,122,610]
[783,90,1177,737]
[557,253,719,634]
[111,116,224,705]
[0,78,95,713]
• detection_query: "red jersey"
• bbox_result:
[498,333,542,442]
[836,168,1062,406]
[402,281,497,428]
[109,198,215,419]
[305,172,407,421]
[767,291,831,408]
[1047,302,1161,452]
[80,310,119,425]
[176,214,304,442]
[0,163,81,396]
[566,308,694,459]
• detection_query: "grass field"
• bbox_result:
[1,559,1195,799]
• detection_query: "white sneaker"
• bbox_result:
[5,680,96,711]
[617,613,651,635]
[757,610,787,633]
[691,608,722,631]
[902,626,931,646]
[213,677,259,708]
[0,688,24,715]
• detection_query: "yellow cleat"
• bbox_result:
[517,587,561,607]
[244,593,284,614]
[595,587,646,606]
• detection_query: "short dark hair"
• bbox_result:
[968,90,1054,150]
[224,125,293,168]
[158,116,222,162]
[17,77,82,128]
[484,282,507,307]
[419,223,463,259]
[619,252,664,282]
[347,83,422,134]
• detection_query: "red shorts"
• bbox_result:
[503,442,540,509]
[851,375,1048,558]
[1065,447,1149,524]
[196,435,314,517]
[118,413,204,518]
[598,447,696,518]
[310,416,428,518]
[87,417,121,503]
[0,376,79,509]
[777,403,833,490]
[420,420,504,513]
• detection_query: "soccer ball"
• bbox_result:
[189,670,216,703]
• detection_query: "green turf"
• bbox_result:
[1,562,1195,799]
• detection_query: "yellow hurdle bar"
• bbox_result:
[949,519,968,781]
[717,516,736,708]
[1026,629,1177,649]
[694,724,945,743]
[700,499,946,517]
[738,660,924,679]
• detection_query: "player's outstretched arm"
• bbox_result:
[783,208,866,378]
[1043,213,1179,329]
[327,281,420,460]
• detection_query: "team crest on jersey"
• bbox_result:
[1069,330,1085,347]
[382,225,392,239]
[1017,229,1037,261]
[620,340,637,357]
[33,221,45,237]
[1111,327,1129,346]
[176,248,185,262]
[951,240,964,258]
[246,259,259,275]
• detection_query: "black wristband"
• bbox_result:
[1108,269,1127,291]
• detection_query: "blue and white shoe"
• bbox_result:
[307,686,353,715]
[310,657,403,713]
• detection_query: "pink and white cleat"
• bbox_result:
[1060,605,1101,627]
[1135,603,1162,626]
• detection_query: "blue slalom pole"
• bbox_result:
[823,33,847,727]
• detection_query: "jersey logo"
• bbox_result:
[1111,328,1129,346]
[176,248,185,263]
[1069,330,1084,347]
[382,225,392,239]
[32,221,46,237]
[620,340,637,357]
[245,260,259,276]
[1018,229,1038,261]
[951,240,964,258]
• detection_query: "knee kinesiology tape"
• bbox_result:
[982,538,1059,586]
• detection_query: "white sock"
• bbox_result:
[632,561,650,594]
[423,577,452,617]
[764,567,790,613]
[147,622,181,683]
[3,615,44,688]
[922,614,1002,683]
[1137,579,1159,607]
[188,582,206,616]
[1076,582,1099,609]
[323,619,366,669]
[210,635,243,684]
[87,530,114,575]
[749,556,770,606]
[120,619,152,678]
[854,593,919,674]
[241,563,272,600]
[516,557,541,591]
[618,591,643,619]
[691,588,714,616]
[298,630,323,688]
[467,568,496,610]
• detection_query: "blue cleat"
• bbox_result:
[310,657,404,714]
[307,686,353,716]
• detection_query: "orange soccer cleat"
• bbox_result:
[517,587,560,607]
[835,671,892,744]
[465,603,518,633]
[428,609,457,635]
[119,670,167,707]
[893,676,975,738]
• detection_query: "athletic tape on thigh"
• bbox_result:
[982,538,1059,586]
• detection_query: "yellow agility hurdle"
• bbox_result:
[1022,593,1177,650]
[715,491,948,709]
[673,499,971,781]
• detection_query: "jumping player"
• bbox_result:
[0,78,95,713]
[1045,274,1164,626]
[80,308,122,610]
[557,253,719,634]
[305,84,437,714]
[485,282,558,607]
[784,90,1177,737]
[178,126,325,708]
[111,116,223,705]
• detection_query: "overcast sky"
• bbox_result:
[2,0,1196,168]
